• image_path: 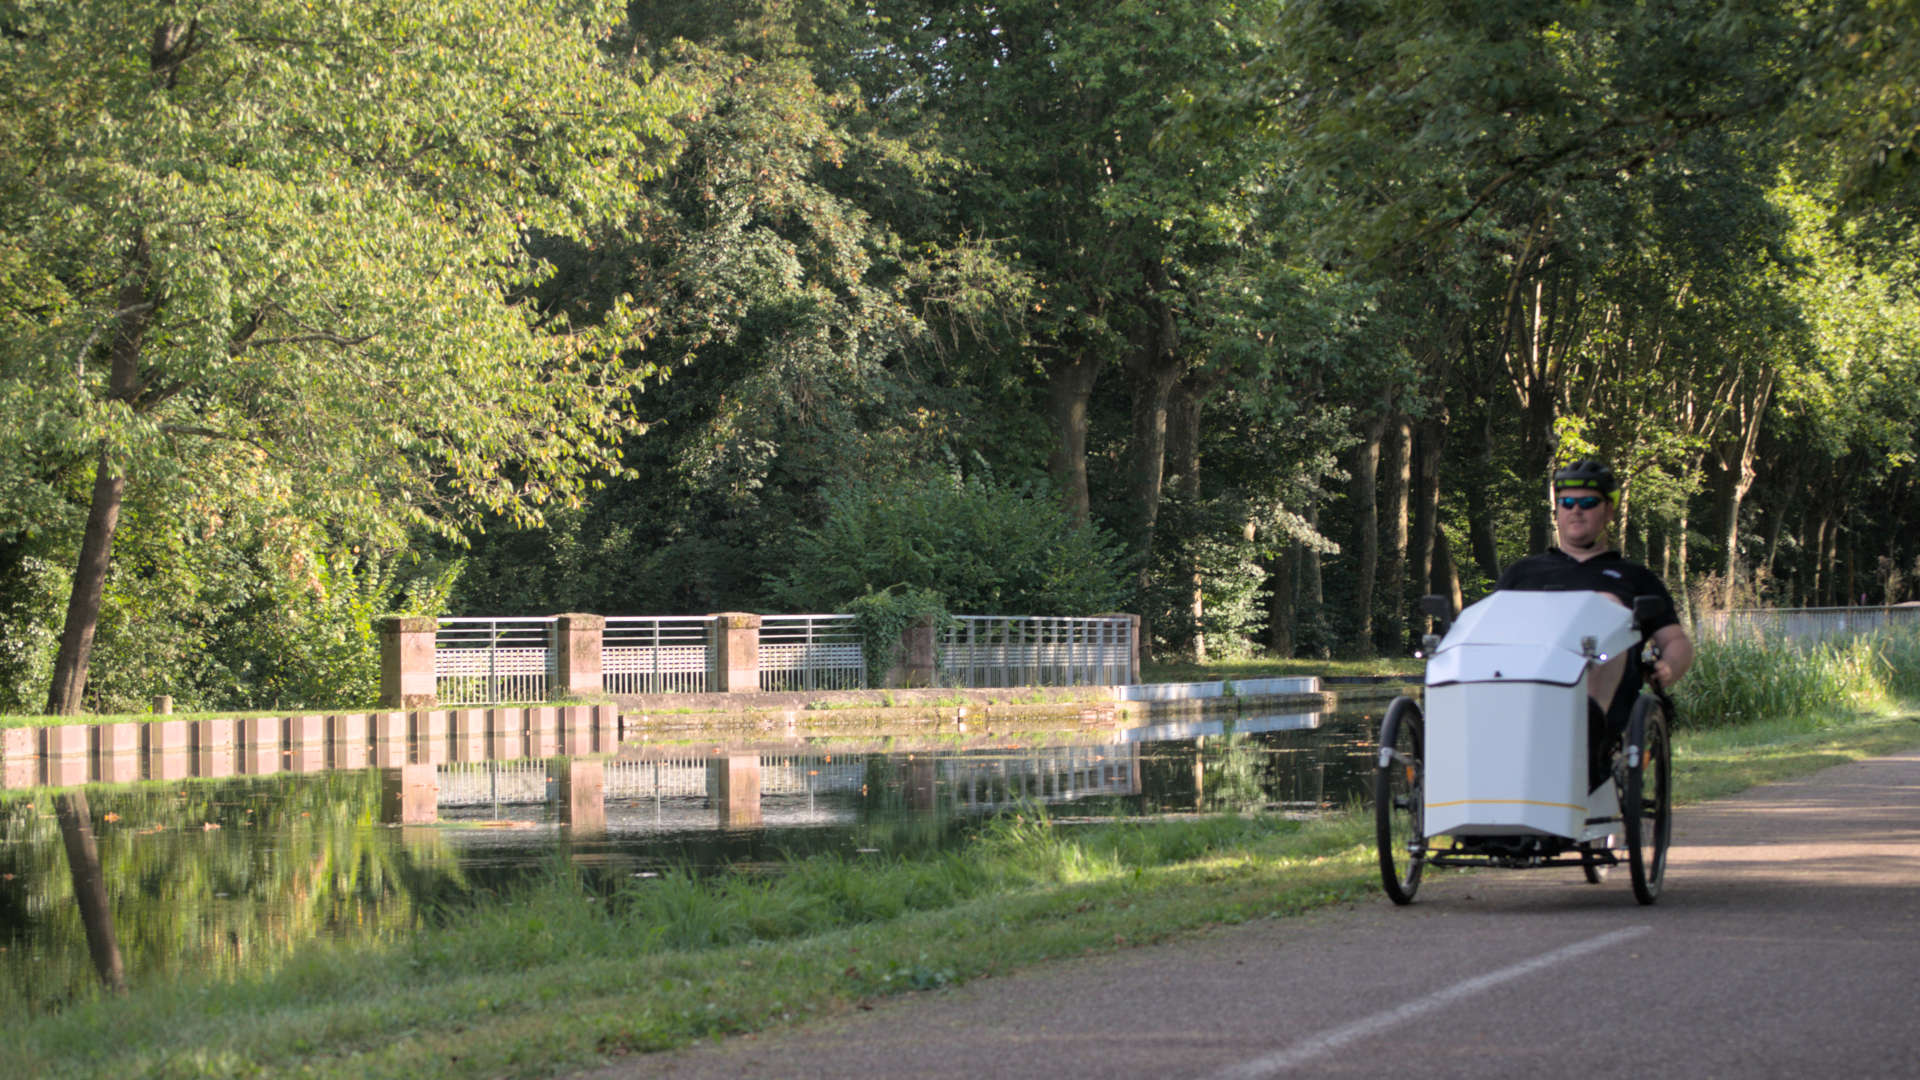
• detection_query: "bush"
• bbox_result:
[774,472,1126,615]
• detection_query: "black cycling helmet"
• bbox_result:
[1552,458,1617,498]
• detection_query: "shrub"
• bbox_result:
[774,472,1126,615]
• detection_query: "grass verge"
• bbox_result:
[5,705,1915,1079]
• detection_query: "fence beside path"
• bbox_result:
[1694,605,1920,644]
[384,612,1143,709]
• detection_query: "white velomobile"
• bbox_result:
[1376,590,1674,905]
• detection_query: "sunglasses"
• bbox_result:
[1557,495,1604,510]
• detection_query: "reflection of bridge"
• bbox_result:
[437,744,1143,807]
[7,705,1316,830]
[432,743,1146,825]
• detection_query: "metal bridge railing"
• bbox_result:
[604,616,713,695]
[435,618,557,705]
[758,614,866,692]
[1694,606,1920,644]
[939,615,1134,688]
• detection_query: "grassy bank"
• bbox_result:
[8,699,1917,1079]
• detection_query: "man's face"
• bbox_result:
[1554,486,1612,550]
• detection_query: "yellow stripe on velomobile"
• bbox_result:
[1425,798,1587,812]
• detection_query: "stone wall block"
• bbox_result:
[488,708,525,760]
[2,728,37,789]
[450,709,487,762]
[193,719,236,779]
[93,722,140,757]
[329,714,370,771]
[44,725,89,757]
[527,706,558,758]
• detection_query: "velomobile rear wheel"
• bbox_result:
[1624,694,1672,905]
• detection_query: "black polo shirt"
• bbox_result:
[1495,547,1679,737]
[1494,548,1680,633]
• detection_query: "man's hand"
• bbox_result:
[1649,623,1693,688]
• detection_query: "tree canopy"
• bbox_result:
[3,0,1916,711]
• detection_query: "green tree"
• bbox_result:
[0,1,682,712]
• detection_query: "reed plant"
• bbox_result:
[1674,627,1919,730]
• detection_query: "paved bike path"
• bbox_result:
[581,745,1920,1079]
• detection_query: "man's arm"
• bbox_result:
[1649,623,1692,688]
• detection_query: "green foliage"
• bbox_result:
[840,586,951,684]
[1673,628,1920,730]
[775,471,1127,616]
[0,0,685,707]
[0,542,64,713]
[1137,490,1270,660]
[219,551,462,711]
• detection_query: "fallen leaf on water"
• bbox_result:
[203,822,221,830]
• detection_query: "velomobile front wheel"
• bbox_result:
[1375,696,1425,905]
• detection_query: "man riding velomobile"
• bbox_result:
[1494,458,1694,787]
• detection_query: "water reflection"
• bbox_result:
[0,700,1390,1015]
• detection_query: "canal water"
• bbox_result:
[0,697,1396,1015]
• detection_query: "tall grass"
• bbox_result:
[1674,627,1919,729]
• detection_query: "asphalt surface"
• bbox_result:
[579,745,1920,1080]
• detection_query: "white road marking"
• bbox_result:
[1209,926,1652,1078]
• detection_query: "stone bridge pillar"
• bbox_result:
[885,617,938,688]
[711,613,762,693]
[378,616,438,709]
[555,614,605,698]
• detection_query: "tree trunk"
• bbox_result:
[1810,512,1831,606]
[1760,495,1789,600]
[1375,413,1411,655]
[1714,376,1773,608]
[1432,523,1464,616]
[1348,413,1386,657]
[1467,409,1503,581]
[1409,411,1444,597]
[47,452,128,714]
[1300,498,1325,657]
[47,230,155,714]
[1268,548,1294,657]
[56,792,127,993]
[1844,525,1858,605]
[1675,503,1692,625]
[1166,377,1204,659]
[1115,281,1184,660]
[1045,352,1104,527]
